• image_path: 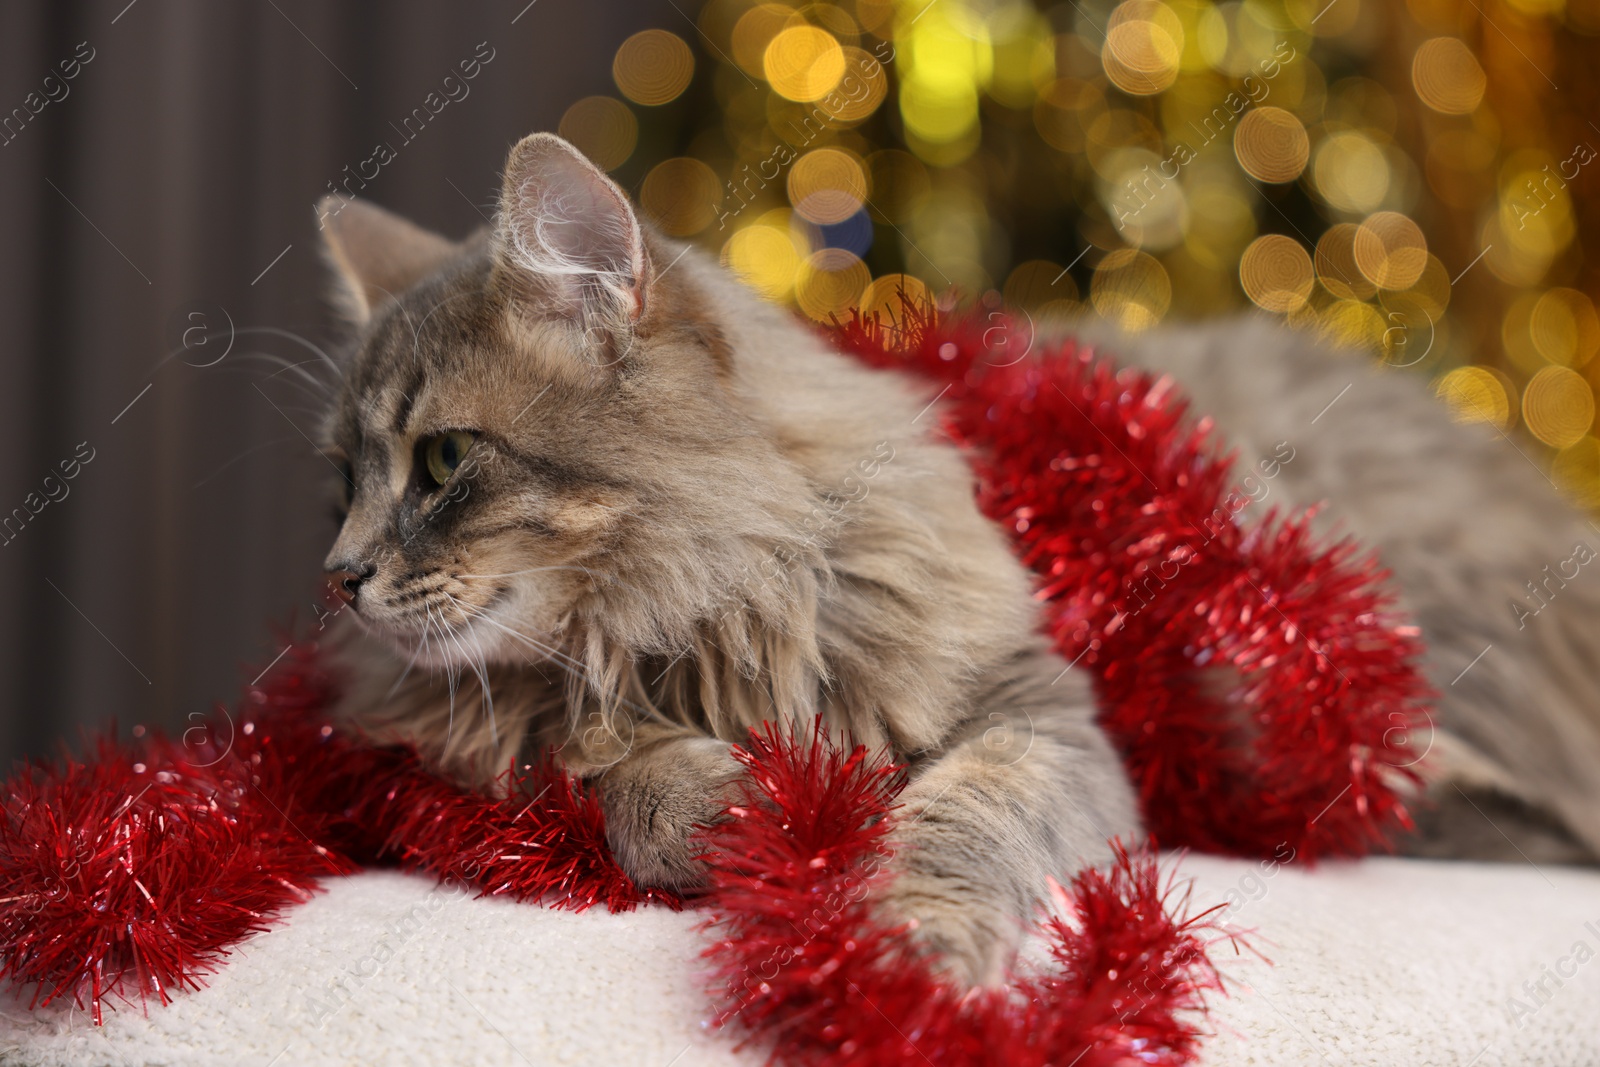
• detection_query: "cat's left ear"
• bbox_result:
[492,132,650,343]
[316,198,460,324]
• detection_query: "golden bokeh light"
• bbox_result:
[1318,299,1389,353]
[826,47,889,123]
[613,29,695,107]
[640,157,723,235]
[898,8,990,152]
[859,273,934,322]
[1313,131,1392,214]
[765,25,846,103]
[1411,37,1486,115]
[557,96,638,171]
[796,247,873,320]
[722,211,804,301]
[1240,235,1315,313]
[1531,288,1600,369]
[1553,437,1600,511]
[1436,366,1512,428]
[730,4,794,78]
[1234,107,1310,183]
[1315,223,1379,300]
[1353,211,1428,290]
[1103,1,1185,95]
[1522,365,1595,448]
[788,147,870,225]
[1092,249,1172,331]
[1382,253,1452,317]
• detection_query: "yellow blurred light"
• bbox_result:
[987,6,1049,108]
[855,0,897,38]
[1313,131,1391,214]
[795,248,872,320]
[805,3,860,44]
[1499,156,1577,259]
[731,5,795,78]
[1482,214,1561,289]
[640,157,723,236]
[788,147,870,225]
[1104,148,1188,251]
[1103,0,1185,95]
[1553,437,1600,511]
[1091,249,1171,332]
[557,96,638,171]
[1503,0,1564,15]
[765,25,846,102]
[900,77,981,146]
[824,47,889,123]
[1523,366,1595,448]
[860,272,933,322]
[898,8,992,145]
[1503,291,1551,374]
[1234,107,1310,183]
[1314,223,1378,300]
[613,29,695,107]
[1184,181,1257,270]
[1194,3,1229,67]
[1240,234,1314,313]
[1317,299,1388,353]
[1436,366,1511,428]
[723,214,805,302]
[1353,211,1428,290]
[1532,289,1600,369]
[1411,37,1486,115]
[1378,252,1452,317]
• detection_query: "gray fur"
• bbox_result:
[1078,316,1600,864]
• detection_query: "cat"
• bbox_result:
[314,131,1600,987]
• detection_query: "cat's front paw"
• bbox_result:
[598,737,744,891]
[875,866,1021,988]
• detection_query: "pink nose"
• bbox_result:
[326,567,368,605]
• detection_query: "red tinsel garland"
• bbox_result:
[700,722,1228,1067]
[827,300,1431,858]
[0,302,1432,1064]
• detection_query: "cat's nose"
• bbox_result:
[326,562,376,605]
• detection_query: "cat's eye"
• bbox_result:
[422,431,476,487]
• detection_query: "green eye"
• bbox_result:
[423,431,476,487]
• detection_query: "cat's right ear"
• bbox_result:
[316,197,458,324]
[490,133,649,350]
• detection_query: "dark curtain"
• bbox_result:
[0,0,681,763]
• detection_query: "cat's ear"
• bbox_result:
[316,198,459,323]
[492,132,649,342]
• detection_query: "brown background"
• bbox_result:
[0,0,681,764]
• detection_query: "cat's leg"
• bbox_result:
[881,648,1142,985]
[594,723,745,890]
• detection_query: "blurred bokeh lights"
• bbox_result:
[581,0,1600,503]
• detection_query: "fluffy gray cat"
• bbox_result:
[314,132,1600,985]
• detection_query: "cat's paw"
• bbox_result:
[875,866,1021,988]
[599,737,744,891]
